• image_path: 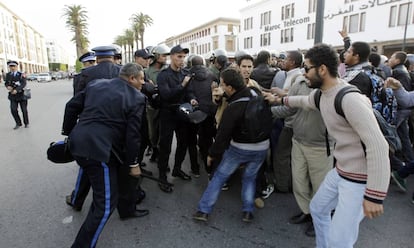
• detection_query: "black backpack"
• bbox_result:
[230,89,273,142]
[315,85,401,153]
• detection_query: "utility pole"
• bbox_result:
[402,1,411,51]
[314,0,325,44]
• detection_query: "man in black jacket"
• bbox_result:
[188,55,217,176]
[156,45,197,192]
[193,68,270,223]
[62,63,146,248]
[4,60,29,129]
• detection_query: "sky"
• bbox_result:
[1,0,256,57]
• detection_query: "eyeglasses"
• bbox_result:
[303,65,318,73]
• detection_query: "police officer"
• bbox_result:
[62,63,147,248]
[112,44,123,65]
[4,61,29,129]
[157,45,197,192]
[74,46,121,95]
[66,46,121,210]
[145,44,170,162]
[73,51,96,95]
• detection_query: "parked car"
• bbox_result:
[37,73,52,82]
[27,73,39,81]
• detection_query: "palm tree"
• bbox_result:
[62,4,89,59]
[114,35,128,63]
[130,12,153,49]
[123,29,135,63]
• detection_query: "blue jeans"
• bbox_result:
[198,145,267,214]
[310,169,365,248]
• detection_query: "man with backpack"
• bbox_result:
[265,44,390,247]
[193,68,271,223]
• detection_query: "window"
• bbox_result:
[260,11,271,27]
[398,3,411,26]
[307,23,315,40]
[260,33,271,47]
[280,28,294,43]
[344,12,366,33]
[389,6,397,26]
[359,12,366,32]
[308,0,316,13]
[349,14,359,33]
[228,24,233,32]
[244,17,253,30]
[389,3,412,27]
[282,3,295,20]
[244,37,253,49]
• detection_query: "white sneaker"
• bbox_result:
[261,184,275,199]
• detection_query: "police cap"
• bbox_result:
[170,45,189,55]
[78,52,96,63]
[7,60,18,66]
[134,49,154,59]
[91,46,116,56]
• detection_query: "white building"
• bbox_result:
[164,17,240,58]
[46,39,73,71]
[239,0,414,56]
[0,2,49,74]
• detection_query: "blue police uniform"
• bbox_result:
[74,47,121,94]
[4,61,29,128]
[68,47,120,210]
[73,52,96,95]
[62,77,146,248]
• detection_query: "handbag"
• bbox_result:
[23,88,31,99]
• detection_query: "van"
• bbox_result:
[37,73,52,82]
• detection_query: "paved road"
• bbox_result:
[0,79,413,248]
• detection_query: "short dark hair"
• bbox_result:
[220,68,245,91]
[305,43,338,77]
[287,50,303,68]
[394,51,407,65]
[369,53,381,67]
[255,50,270,66]
[351,41,371,62]
[237,54,254,66]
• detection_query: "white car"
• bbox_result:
[37,73,52,82]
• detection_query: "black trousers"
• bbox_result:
[158,108,188,180]
[70,167,91,210]
[10,99,29,125]
[71,157,118,248]
[197,115,216,173]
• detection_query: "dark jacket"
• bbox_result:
[74,61,121,94]
[392,64,412,91]
[157,66,195,109]
[62,78,146,165]
[190,65,217,116]
[209,86,262,157]
[5,71,27,101]
[251,64,278,89]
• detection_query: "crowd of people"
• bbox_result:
[5,29,414,247]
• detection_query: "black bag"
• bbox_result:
[47,138,74,163]
[230,89,273,142]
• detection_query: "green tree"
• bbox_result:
[114,35,128,63]
[123,29,135,63]
[62,4,89,59]
[130,12,153,49]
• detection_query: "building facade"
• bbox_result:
[239,0,414,56]
[0,2,49,74]
[164,17,240,58]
